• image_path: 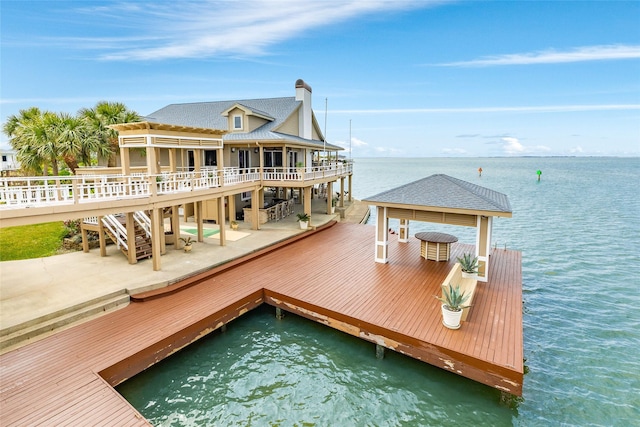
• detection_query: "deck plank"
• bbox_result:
[0,222,523,425]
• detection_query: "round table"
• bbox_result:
[415,232,458,261]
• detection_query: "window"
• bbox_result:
[1,155,6,162]
[233,115,243,130]
[238,149,250,171]
[204,150,217,166]
[264,149,283,168]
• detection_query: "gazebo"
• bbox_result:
[363,174,512,282]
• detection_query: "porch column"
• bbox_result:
[125,212,137,265]
[251,187,260,230]
[151,207,163,271]
[398,219,409,243]
[348,174,353,202]
[326,181,333,214]
[228,195,236,221]
[475,215,492,282]
[97,216,106,257]
[169,148,177,172]
[120,147,131,176]
[339,178,345,207]
[218,197,226,246]
[303,186,312,218]
[195,201,204,242]
[375,206,389,263]
[171,205,180,251]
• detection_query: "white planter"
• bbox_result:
[441,304,462,329]
[184,244,192,253]
[461,271,477,280]
[299,220,308,230]
[331,206,336,214]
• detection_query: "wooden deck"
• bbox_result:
[0,222,523,425]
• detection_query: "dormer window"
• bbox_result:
[233,115,243,130]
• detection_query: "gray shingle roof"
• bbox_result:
[145,97,297,130]
[144,97,342,150]
[363,174,512,214]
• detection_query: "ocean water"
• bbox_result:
[118,157,640,426]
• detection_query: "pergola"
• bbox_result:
[109,121,228,271]
[363,174,512,282]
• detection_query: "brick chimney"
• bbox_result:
[295,79,312,140]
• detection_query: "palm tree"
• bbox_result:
[49,113,97,173]
[3,108,54,176]
[79,101,140,167]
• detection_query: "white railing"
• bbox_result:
[133,211,152,238]
[263,162,353,181]
[0,162,352,210]
[101,214,128,250]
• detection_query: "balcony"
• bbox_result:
[0,162,352,211]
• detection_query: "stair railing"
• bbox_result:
[133,211,152,238]
[101,214,128,251]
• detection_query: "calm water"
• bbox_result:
[118,157,640,426]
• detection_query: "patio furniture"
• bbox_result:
[415,232,458,261]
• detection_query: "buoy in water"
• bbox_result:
[536,169,542,181]
[478,167,483,177]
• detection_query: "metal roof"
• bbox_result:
[363,174,512,216]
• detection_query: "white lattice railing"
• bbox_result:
[0,163,352,210]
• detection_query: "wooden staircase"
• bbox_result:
[103,213,153,261]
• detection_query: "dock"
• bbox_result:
[0,221,522,425]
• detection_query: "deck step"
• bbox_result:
[0,291,130,354]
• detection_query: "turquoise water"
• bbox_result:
[118,157,640,426]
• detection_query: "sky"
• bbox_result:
[1,0,639,157]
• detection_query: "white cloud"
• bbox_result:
[569,146,584,154]
[438,44,640,67]
[350,137,368,147]
[500,137,551,156]
[502,137,525,155]
[63,0,433,61]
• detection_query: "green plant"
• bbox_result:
[331,196,338,206]
[457,253,479,274]
[296,212,310,222]
[63,219,80,237]
[435,283,471,312]
[179,236,194,246]
[295,161,304,168]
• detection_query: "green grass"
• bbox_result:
[0,222,68,261]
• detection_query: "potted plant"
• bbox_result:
[230,220,239,231]
[457,253,479,279]
[296,212,310,229]
[435,283,471,329]
[179,236,194,252]
[331,196,338,213]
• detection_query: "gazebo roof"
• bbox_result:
[363,174,512,217]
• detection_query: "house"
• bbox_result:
[0,80,353,271]
[0,148,19,176]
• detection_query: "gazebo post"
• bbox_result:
[398,219,409,243]
[476,215,492,282]
[374,206,389,263]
